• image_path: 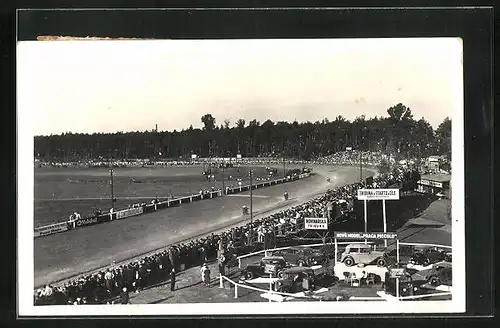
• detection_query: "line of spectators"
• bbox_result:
[34,159,416,306]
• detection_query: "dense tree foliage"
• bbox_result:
[34,104,451,161]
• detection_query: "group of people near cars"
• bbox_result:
[35,156,416,305]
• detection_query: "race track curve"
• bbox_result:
[34,165,375,287]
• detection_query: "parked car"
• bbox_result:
[340,243,387,267]
[241,256,289,280]
[423,261,452,286]
[273,247,328,267]
[409,247,452,266]
[232,241,264,256]
[275,267,317,293]
[384,265,419,298]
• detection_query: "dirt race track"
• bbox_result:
[34,165,375,287]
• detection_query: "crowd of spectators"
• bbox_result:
[34,150,428,305]
[316,151,389,167]
[34,157,418,306]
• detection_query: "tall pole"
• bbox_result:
[382,199,387,247]
[250,170,253,245]
[222,161,225,195]
[110,166,115,210]
[250,170,253,222]
[283,155,286,179]
[360,151,363,183]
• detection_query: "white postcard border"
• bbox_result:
[17,37,466,316]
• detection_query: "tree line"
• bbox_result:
[34,103,451,161]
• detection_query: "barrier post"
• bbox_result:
[238,258,241,269]
[190,196,193,202]
[334,238,338,266]
[154,204,157,211]
[396,239,400,264]
[234,284,238,298]
[382,199,387,247]
[219,274,224,288]
[210,192,213,199]
[269,273,272,303]
[167,200,170,207]
[364,200,368,244]
[396,278,400,301]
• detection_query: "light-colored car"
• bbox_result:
[340,243,387,267]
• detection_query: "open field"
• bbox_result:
[34,165,284,227]
[33,165,375,286]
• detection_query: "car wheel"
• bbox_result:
[277,271,284,278]
[343,257,354,267]
[376,258,387,267]
[423,258,431,266]
[245,271,255,280]
[297,260,306,267]
[429,276,440,286]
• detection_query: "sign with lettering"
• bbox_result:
[389,267,406,278]
[304,217,328,230]
[34,222,68,237]
[418,179,443,188]
[75,216,99,227]
[333,232,398,240]
[357,189,400,200]
[116,207,144,220]
[264,264,276,274]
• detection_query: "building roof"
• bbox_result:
[421,174,451,183]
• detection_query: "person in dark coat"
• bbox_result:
[119,287,130,304]
[170,269,176,291]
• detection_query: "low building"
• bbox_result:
[416,174,451,198]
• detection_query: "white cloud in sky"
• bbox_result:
[17,38,462,135]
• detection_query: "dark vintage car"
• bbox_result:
[423,261,453,286]
[275,267,317,293]
[231,241,264,257]
[409,247,452,266]
[241,256,289,280]
[272,247,328,267]
[384,267,420,298]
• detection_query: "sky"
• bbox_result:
[17,38,463,136]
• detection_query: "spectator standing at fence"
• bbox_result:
[201,264,211,287]
[120,287,130,304]
[170,269,176,291]
[104,270,114,294]
[218,252,226,276]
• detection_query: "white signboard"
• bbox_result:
[304,217,328,230]
[264,264,276,274]
[357,188,400,200]
[116,207,144,220]
[191,154,197,159]
[389,267,406,278]
[236,154,242,159]
[346,147,353,151]
[334,232,398,240]
[418,179,443,188]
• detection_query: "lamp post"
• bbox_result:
[110,166,115,209]
[249,169,254,245]
[222,160,225,195]
[359,151,363,183]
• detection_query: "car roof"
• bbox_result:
[262,256,285,261]
[432,261,452,269]
[288,247,314,252]
[347,243,371,248]
[283,267,314,274]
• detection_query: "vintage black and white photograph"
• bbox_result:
[17,37,464,315]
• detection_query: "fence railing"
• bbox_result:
[236,241,375,269]
[35,173,312,238]
[219,274,318,302]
